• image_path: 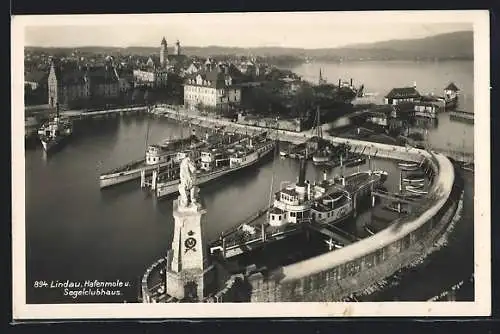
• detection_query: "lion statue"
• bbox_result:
[178,156,199,208]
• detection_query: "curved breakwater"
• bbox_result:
[152,106,460,302]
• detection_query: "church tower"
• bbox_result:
[165,162,215,302]
[160,37,168,67]
[174,39,181,56]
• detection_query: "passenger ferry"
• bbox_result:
[99,136,204,189]
[153,133,276,199]
[209,160,388,259]
[38,104,73,153]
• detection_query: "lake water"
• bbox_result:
[291,60,475,153]
[24,60,475,304]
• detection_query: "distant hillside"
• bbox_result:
[25,30,473,61]
[326,31,474,60]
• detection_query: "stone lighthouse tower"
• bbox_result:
[160,37,168,67]
[165,157,215,302]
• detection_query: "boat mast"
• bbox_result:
[316,105,322,139]
[144,111,151,149]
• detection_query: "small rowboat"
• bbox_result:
[406,184,425,191]
[462,162,474,172]
[398,161,418,169]
[405,187,428,195]
[403,178,425,184]
[312,154,331,164]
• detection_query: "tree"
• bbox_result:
[131,88,141,105]
[144,90,150,105]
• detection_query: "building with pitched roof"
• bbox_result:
[133,37,191,88]
[47,59,120,108]
[443,82,460,102]
[384,84,421,105]
[183,64,243,110]
[25,71,48,91]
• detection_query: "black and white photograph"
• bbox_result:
[12,11,490,319]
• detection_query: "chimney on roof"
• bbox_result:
[413,81,417,89]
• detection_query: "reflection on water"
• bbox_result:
[25,114,474,303]
[25,60,475,303]
[292,61,474,153]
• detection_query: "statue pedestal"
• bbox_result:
[165,199,215,301]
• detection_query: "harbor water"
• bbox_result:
[292,60,475,154]
[24,61,475,303]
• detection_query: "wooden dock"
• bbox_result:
[449,110,474,124]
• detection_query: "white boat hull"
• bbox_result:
[100,169,143,188]
[156,144,274,198]
[403,178,425,184]
[312,156,330,164]
[99,161,171,189]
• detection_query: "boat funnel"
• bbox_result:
[350,78,353,86]
[297,159,306,187]
[323,169,327,181]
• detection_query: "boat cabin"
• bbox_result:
[310,190,352,224]
[146,145,174,165]
[270,182,312,226]
[200,148,230,171]
[175,149,201,164]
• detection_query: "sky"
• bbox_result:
[20,12,474,49]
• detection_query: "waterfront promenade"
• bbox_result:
[153,105,474,164]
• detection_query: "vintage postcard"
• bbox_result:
[12,10,490,320]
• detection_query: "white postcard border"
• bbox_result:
[12,10,491,319]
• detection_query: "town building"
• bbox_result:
[183,64,243,110]
[134,37,191,88]
[384,84,421,105]
[115,67,134,93]
[185,62,202,75]
[47,59,120,108]
[413,101,439,119]
[25,71,48,91]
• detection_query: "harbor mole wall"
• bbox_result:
[245,151,458,302]
[152,106,462,302]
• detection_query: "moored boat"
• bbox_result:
[154,134,276,198]
[405,183,425,191]
[402,171,426,184]
[99,135,203,189]
[38,104,73,153]
[398,161,419,171]
[209,159,388,259]
[405,187,428,195]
